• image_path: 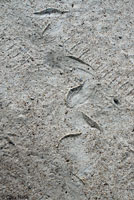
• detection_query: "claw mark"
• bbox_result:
[66,82,85,108]
[57,132,82,148]
[70,42,81,51]
[79,48,90,58]
[108,76,118,86]
[101,68,114,79]
[81,112,102,133]
[1,136,15,146]
[42,23,50,35]
[34,8,69,15]
[127,88,134,96]
[118,81,129,90]
[66,55,94,71]
[72,173,86,185]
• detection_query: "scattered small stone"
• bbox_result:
[113,98,120,105]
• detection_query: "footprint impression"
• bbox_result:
[66,80,97,108]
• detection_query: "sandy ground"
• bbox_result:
[1,0,134,199]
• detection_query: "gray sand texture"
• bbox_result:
[0,0,134,199]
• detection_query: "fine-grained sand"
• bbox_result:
[1,0,134,199]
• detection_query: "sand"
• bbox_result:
[0,0,134,199]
